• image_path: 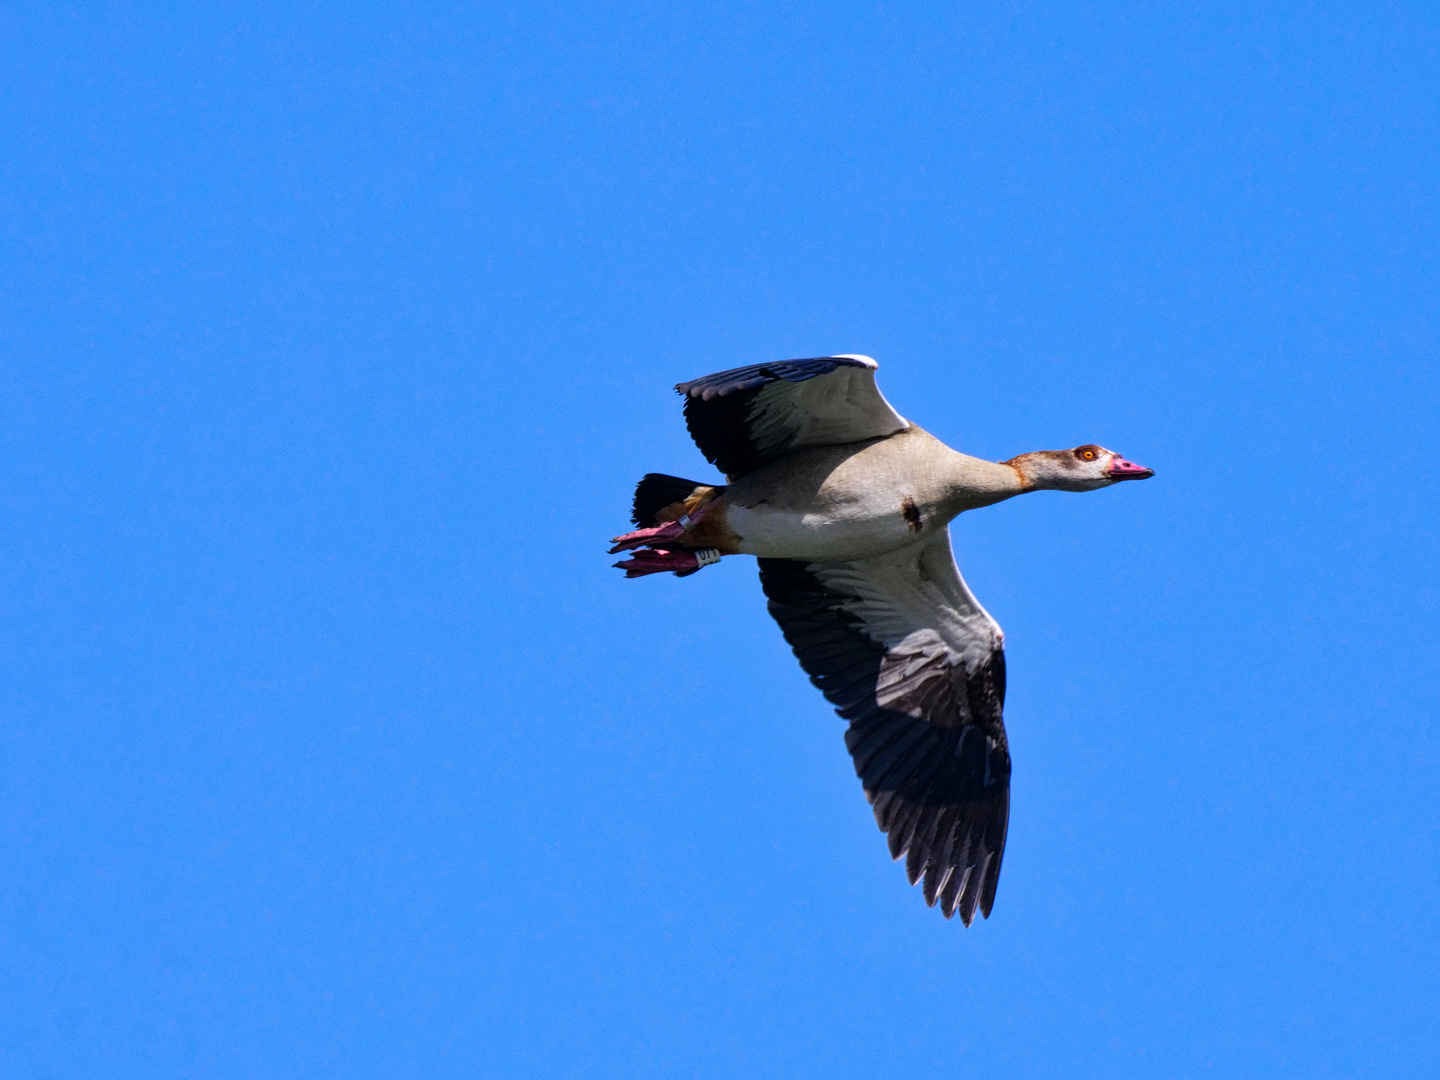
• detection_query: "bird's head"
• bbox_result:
[1004,445,1155,492]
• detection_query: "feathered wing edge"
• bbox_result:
[758,545,1010,924]
[677,357,906,479]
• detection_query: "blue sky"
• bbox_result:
[2,2,1437,1076]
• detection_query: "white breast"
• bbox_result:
[724,429,964,561]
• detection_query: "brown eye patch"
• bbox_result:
[1074,445,1100,461]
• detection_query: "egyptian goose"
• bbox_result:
[609,356,1153,924]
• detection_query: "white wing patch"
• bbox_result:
[745,361,909,460]
[812,531,1002,675]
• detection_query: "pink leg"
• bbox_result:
[608,520,689,554]
[609,503,711,554]
[613,547,722,578]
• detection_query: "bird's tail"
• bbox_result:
[630,473,722,528]
[610,474,726,578]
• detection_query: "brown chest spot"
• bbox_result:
[901,496,923,533]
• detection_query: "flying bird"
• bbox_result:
[609,356,1153,924]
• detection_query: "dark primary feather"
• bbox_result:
[759,556,1010,925]
[676,357,853,400]
[675,356,898,479]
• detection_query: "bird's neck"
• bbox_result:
[936,449,1029,515]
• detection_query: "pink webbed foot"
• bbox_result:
[608,520,688,554]
[609,504,711,554]
[613,547,722,578]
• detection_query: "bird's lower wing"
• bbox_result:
[758,531,1010,924]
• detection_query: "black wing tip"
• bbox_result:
[681,389,758,475]
[888,841,999,926]
[674,355,874,399]
[884,809,1001,927]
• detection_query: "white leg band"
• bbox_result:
[694,548,722,567]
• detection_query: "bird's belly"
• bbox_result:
[726,497,936,562]
[717,430,982,562]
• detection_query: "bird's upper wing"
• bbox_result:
[676,356,909,479]
[758,530,1010,924]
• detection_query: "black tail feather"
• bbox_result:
[631,473,718,527]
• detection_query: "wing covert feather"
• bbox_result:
[677,356,908,478]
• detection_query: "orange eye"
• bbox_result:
[1078,448,1096,461]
